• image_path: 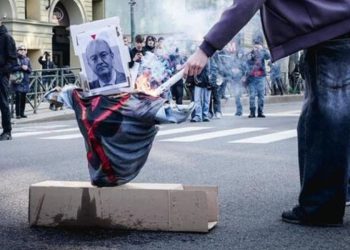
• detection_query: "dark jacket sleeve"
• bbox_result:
[5,34,17,73]
[200,0,266,57]
[11,56,21,72]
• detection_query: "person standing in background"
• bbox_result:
[0,20,17,141]
[245,41,270,118]
[12,45,32,119]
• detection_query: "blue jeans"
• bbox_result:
[296,38,350,221]
[247,76,265,114]
[232,78,243,114]
[210,86,221,115]
[193,86,211,121]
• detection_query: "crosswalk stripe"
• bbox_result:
[157,127,211,136]
[15,125,70,130]
[267,110,300,117]
[40,134,83,140]
[13,128,79,138]
[160,127,267,142]
[229,129,297,144]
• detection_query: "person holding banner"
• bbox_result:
[184,0,350,227]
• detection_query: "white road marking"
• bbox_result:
[13,128,79,138]
[40,134,83,140]
[157,127,211,136]
[160,127,267,142]
[229,129,297,144]
[13,125,70,131]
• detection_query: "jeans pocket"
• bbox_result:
[316,46,350,89]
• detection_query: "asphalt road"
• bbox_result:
[1,101,350,250]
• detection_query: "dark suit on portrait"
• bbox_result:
[89,69,127,90]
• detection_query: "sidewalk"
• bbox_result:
[10,94,303,125]
[12,102,74,125]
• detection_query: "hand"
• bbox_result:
[133,53,142,62]
[22,65,28,71]
[183,49,208,79]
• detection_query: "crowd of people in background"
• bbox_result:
[125,33,293,122]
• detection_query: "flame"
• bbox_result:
[135,73,159,97]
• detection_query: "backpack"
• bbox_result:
[9,58,24,85]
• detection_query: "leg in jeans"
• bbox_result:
[20,93,26,116]
[176,82,184,104]
[248,77,257,115]
[0,76,12,133]
[202,88,212,120]
[233,79,242,115]
[211,87,221,116]
[193,86,203,121]
[256,77,265,115]
[219,79,228,99]
[295,39,350,223]
[15,91,21,117]
[277,78,284,95]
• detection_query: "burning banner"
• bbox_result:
[58,85,194,187]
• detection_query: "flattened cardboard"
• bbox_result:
[29,181,218,233]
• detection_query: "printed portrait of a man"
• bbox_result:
[86,39,127,90]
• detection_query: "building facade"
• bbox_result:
[0,0,94,69]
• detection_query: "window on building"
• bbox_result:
[26,0,41,21]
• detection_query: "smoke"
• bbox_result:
[134,1,267,96]
[159,0,232,42]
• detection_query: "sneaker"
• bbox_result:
[203,117,210,122]
[235,112,242,116]
[258,113,266,118]
[282,208,343,227]
[0,132,12,141]
[190,117,201,123]
[20,115,28,118]
[16,116,21,119]
[215,112,222,119]
[248,113,255,118]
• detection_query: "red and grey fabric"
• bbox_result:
[58,87,193,187]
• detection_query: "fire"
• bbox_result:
[135,72,159,97]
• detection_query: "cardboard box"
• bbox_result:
[29,181,218,233]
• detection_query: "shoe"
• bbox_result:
[258,113,266,118]
[20,115,27,118]
[203,117,210,122]
[16,116,21,119]
[0,132,12,141]
[282,208,343,227]
[248,113,255,118]
[190,118,201,123]
[215,112,222,119]
[235,112,242,116]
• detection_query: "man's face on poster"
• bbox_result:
[86,40,114,79]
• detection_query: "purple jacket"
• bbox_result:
[200,0,350,61]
